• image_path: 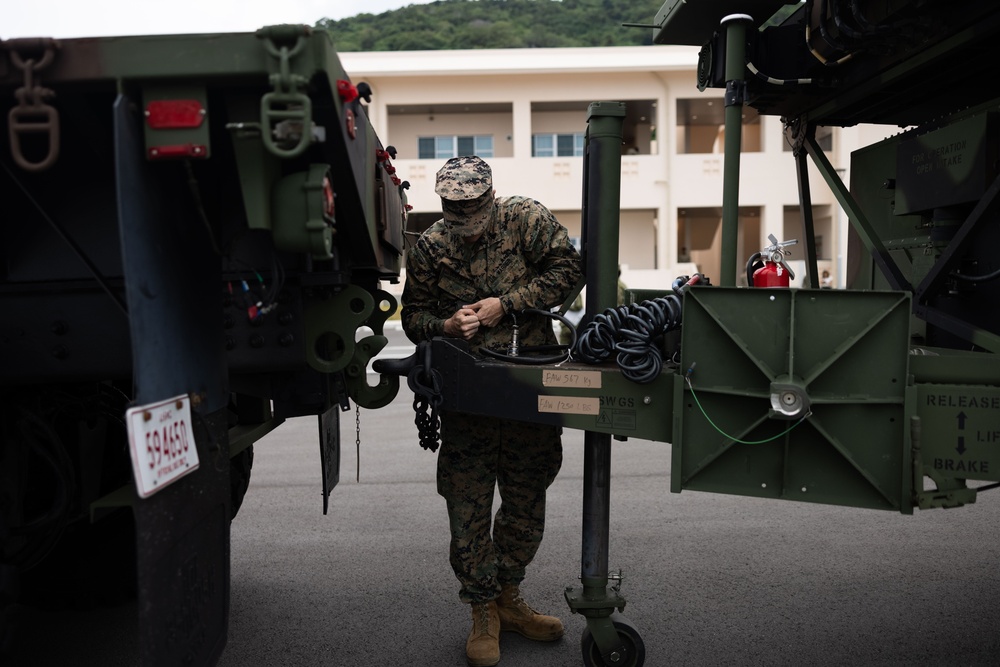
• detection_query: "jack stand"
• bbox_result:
[565,432,645,666]
[568,100,645,666]
[720,13,753,286]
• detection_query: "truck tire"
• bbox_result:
[230,445,254,520]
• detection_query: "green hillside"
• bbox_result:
[318,0,666,51]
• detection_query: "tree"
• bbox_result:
[317,0,664,51]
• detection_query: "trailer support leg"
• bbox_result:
[720,14,752,286]
[565,101,645,666]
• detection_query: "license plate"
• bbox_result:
[126,394,200,498]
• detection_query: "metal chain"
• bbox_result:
[401,341,443,452]
[355,403,361,482]
[412,392,441,452]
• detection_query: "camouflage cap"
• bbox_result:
[435,155,492,201]
[436,156,495,236]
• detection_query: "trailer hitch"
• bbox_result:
[374,341,443,452]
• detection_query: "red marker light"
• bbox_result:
[322,175,335,219]
[146,100,206,129]
[148,144,208,160]
[345,109,356,139]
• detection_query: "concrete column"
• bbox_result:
[762,202,784,255]
[358,79,387,139]
[511,99,533,160]
[764,116,784,154]
[654,72,672,273]
[654,201,669,272]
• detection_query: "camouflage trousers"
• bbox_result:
[437,410,563,604]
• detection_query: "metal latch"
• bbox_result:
[5,38,61,172]
[256,26,312,159]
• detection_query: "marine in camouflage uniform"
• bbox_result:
[401,156,582,666]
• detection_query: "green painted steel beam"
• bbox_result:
[804,134,912,292]
[584,102,626,313]
[794,146,821,288]
[720,15,752,287]
[431,339,675,442]
[1,28,346,84]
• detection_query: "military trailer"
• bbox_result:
[1,26,406,665]
[377,1,1000,664]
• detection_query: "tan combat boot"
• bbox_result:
[496,584,565,641]
[466,600,501,667]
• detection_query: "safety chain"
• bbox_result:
[412,391,442,452]
[5,38,61,171]
[355,403,361,482]
[408,341,443,452]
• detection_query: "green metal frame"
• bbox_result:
[802,132,912,292]
[674,287,914,512]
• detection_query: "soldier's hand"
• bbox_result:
[443,307,480,340]
[466,297,505,328]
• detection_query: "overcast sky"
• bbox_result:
[4,1,437,39]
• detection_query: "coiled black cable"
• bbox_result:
[574,293,684,384]
[10,405,76,571]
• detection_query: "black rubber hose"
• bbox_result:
[478,307,574,365]
[951,266,1000,284]
[746,252,762,287]
[575,293,683,383]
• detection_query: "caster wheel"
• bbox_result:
[581,613,646,667]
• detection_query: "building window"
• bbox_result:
[418,135,494,159]
[532,133,585,157]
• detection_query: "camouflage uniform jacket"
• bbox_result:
[402,195,582,354]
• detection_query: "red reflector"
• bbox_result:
[345,109,356,139]
[146,100,206,129]
[322,175,335,219]
[148,144,208,160]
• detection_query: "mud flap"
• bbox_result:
[114,93,230,666]
[318,403,340,515]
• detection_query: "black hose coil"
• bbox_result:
[574,294,683,384]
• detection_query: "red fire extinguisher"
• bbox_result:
[747,234,797,287]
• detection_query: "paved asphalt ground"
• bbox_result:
[7,322,1000,666]
[219,391,1000,667]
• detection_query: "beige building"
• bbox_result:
[341,45,888,291]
